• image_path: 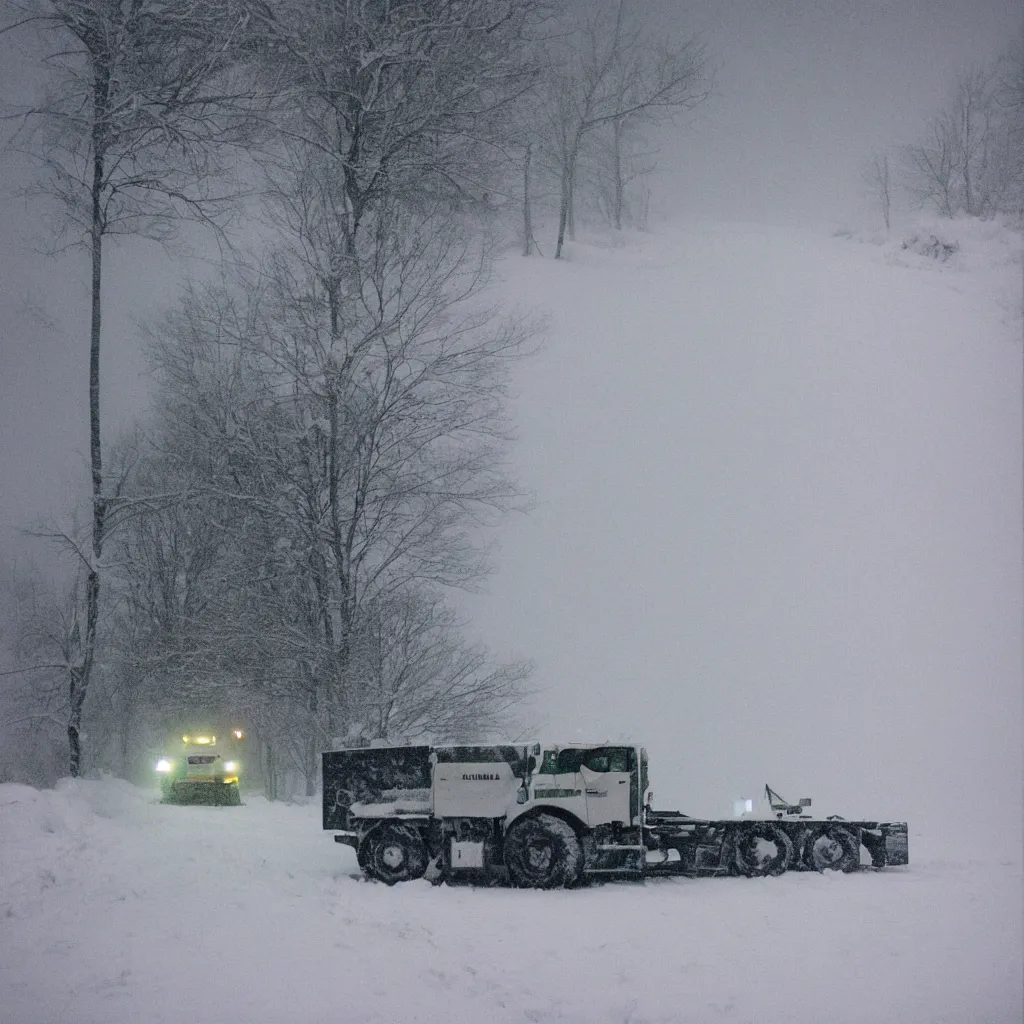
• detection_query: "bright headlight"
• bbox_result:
[156,759,172,773]
[223,761,237,773]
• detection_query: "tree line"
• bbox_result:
[0,0,710,793]
[865,36,1024,227]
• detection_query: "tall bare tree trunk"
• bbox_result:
[612,117,625,229]
[555,149,577,258]
[522,142,534,256]
[70,76,109,779]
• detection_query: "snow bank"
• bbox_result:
[1,778,1021,1024]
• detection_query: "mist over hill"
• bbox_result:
[464,216,1022,841]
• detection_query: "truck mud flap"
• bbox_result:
[333,832,360,850]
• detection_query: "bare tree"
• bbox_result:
[0,562,92,783]
[522,140,537,255]
[348,590,532,744]
[588,116,655,230]
[904,67,1007,218]
[995,33,1024,218]
[863,152,892,230]
[245,0,541,256]
[904,115,958,217]
[536,0,709,257]
[141,196,535,789]
[1,0,251,776]
[863,154,889,229]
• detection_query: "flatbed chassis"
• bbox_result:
[641,811,909,877]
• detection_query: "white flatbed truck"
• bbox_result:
[322,742,908,887]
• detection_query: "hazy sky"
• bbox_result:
[1,0,1021,567]
[647,0,1024,225]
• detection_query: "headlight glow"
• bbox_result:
[223,761,237,772]
[156,759,172,773]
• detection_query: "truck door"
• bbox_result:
[579,747,634,827]
[531,748,588,818]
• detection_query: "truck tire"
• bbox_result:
[503,813,583,889]
[806,826,859,873]
[361,823,428,885]
[733,823,793,877]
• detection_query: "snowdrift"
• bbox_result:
[1,777,1021,1024]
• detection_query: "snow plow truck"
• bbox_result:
[156,728,246,806]
[322,742,908,887]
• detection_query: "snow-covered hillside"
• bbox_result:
[471,217,1022,842]
[2,219,1021,1023]
[1,778,1020,1024]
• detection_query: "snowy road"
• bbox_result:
[1,780,1020,1024]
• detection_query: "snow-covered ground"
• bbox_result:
[1,778,1020,1024]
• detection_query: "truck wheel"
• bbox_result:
[503,813,583,889]
[733,824,793,877]
[806,826,859,873]
[361,823,428,885]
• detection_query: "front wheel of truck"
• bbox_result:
[503,813,583,889]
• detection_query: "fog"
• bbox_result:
[2,0,1019,555]
[646,0,1024,226]
[463,220,1021,838]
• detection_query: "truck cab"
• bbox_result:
[323,741,651,886]
[517,743,648,830]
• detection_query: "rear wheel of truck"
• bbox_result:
[806,826,859,872]
[503,813,583,889]
[733,823,793,877]
[362,823,428,885]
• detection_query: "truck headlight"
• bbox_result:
[155,759,172,773]
[223,761,237,773]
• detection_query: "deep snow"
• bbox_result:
[1,778,1021,1024]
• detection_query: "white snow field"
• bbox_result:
[0,778,1020,1024]
[3,218,1022,1023]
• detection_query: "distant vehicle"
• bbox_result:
[156,728,246,806]
[322,742,909,887]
